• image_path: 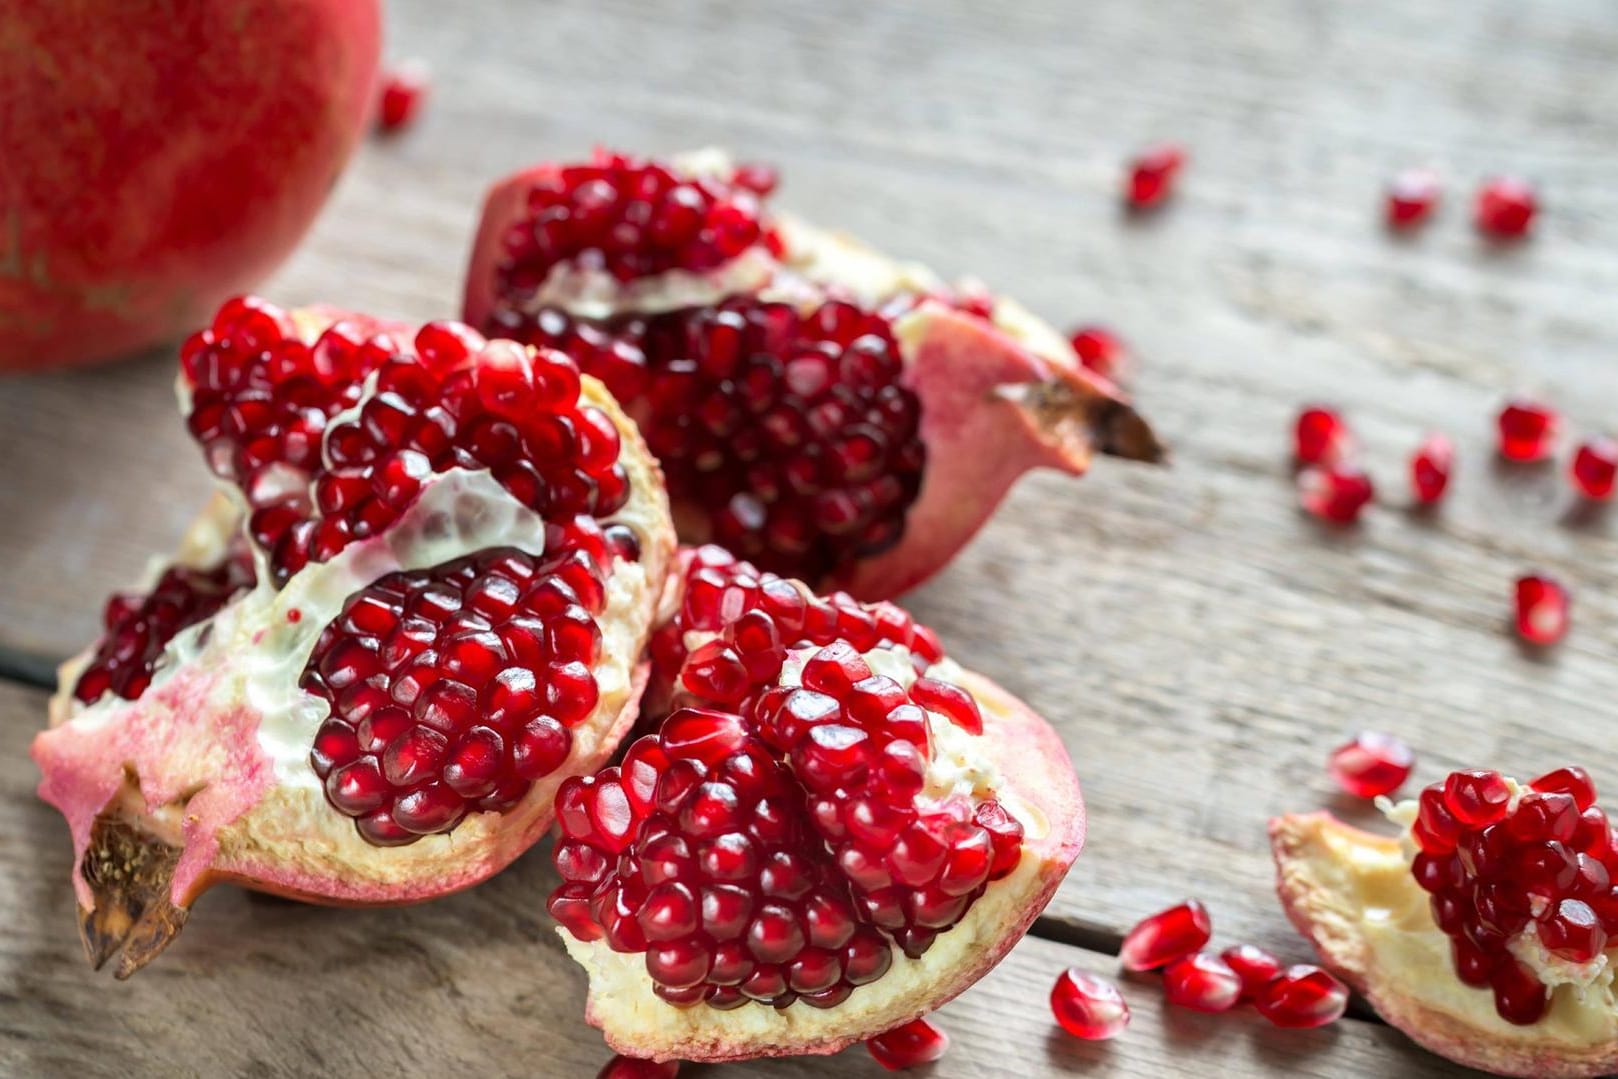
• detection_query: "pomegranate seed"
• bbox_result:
[867,1017,949,1070]
[1126,144,1185,209]
[1220,944,1283,1000]
[1254,965,1348,1028]
[1514,575,1570,646]
[1491,959,1548,1024]
[597,1056,678,1079]
[1162,952,1242,1013]
[1475,177,1537,239]
[1443,769,1512,827]
[377,62,429,134]
[1327,732,1414,798]
[1572,437,1618,500]
[1050,968,1130,1040]
[1294,406,1349,466]
[1298,464,1374,524]
[1531,766,1597,810]
[1497,399,1559,462]
[1386,169,1440,229]
[1410,433,1453,506]
[1069,325,1125,381]
[1119,899,1212,971]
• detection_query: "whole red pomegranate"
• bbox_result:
[0,0,380,370]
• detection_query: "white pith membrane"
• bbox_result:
[560,636,1076,1063]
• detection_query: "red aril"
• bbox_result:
[1050,968,1130,1040]
[1119,899,1212,971]
[1126,144,1185,209]
[1219,944,1283,1000]
[1497,399,1558,462]
[598,1056,678,1079]
[1475,177,1537,239]
[1294,406,1349,466]
[1572,437,1618,500]
[1162,952,1243,1013]
[1327,732,1414,799]
[866,1017,949,1071]
[1514,575,1569,646]
[1298,464,1374,524]
[1410,433,1452,505]
[1386,169,1440,229]
[1069,325,1126,382]
[1253,965,1348,1028]
[377,62,429,134]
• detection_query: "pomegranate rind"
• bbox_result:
[566,668,1084,1063]
[1271,812,1618,1078]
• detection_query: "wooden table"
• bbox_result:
[4,0,1617,1074]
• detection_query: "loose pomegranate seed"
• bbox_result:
[1514,575,1570,646]
[1386,169,1440,229]
[1571,437,1618,500]
[1119,899,1212,971]
[866,1017,949,1071]
[1496,399,1559,462]
[1219,944,1283,1000]
[1126,144,1185,210]
[597,1055,678,1079]
[1294,406,1349,466]
[1050,968,1130,1040]
[1298,464,1374,524]
[1253,965,1348,1028]
[1475,177,1537,239]
[1327,732,1414,799]
[377,62,429,134]
[1410,433,1453,505]
[1162,952,1242,1013]
[1069,325,1125,381]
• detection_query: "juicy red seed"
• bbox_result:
[1410,433,1453,505]
[1572,438,1618,500]
[1444,770,1512,827]
[1539,898,1606,962]
[1475,177,1537,239]
[1491,959,1549,1024]
[1514,575,1570,646]
[1327,731,1414,798]
[377,62,429,134]
[1531,766,1597,810]
[1386,169,1440,228]
[1050,968,1130,1040]
[1162,952,1243,1013]
[1126,143,1185,209]
[1119,899,1212,971]
[596,1055,679,1079]
[1497,399,1558,462]
[1069,325,1125,381]
[1253,965,1348,1028]
[909,677,983,735]
[1219,944,1283,1000]
[1298,464,1374,524]
[1293,406,1348,466]
[866,1017,949,1071]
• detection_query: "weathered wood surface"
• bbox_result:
[5,0,1618,1073]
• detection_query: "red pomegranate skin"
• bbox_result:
[0,0,381,370]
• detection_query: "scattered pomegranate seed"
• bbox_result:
[1327,732,1414,799]
[1571,437,1618,500]
[1162,952,1243,1013]
[1220,944,1283,1000]
[1119,899,1212,971]
[1069,325,1126,381]
[1496,399,1559,462]
[1294,406,1349,466]
[1050,968,1130,1040]
[1298,464,1374,524]
[867,1017,949,1070]
[1475,177,1537,239]
[1410,433,1453,505]
[597,1055,678,1079]
[377,62,429,134]
[1125,144,1185,210]
[1386,169,1440,229]
[1253,965,1348,1028]
[1514,574,1570,646]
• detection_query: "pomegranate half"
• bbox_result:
[462,149,1162,599]
[33,298,676,976]
[546,547,1085,1061]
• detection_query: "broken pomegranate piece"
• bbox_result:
[463,149,1161,598]
[33,297,676,976]
[546,548,1084,1061]
[1050,968,1130,1040]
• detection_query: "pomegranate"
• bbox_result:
[32,298,676,976]
[462,149,1162,598]
[0,1,380,370]
[1272,764,1618,1077]
[545,548,1085,1061]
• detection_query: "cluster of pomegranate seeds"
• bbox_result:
[1125,144,1185,210]
[1327,731,1415,799]
[1410,433,1454,505]
[72,543,257,704]
[1514,574,1570,646]
[1068,324,1126,382]
[376,62,429,134]
[1571,437,1618,500]
[1386,169,1441,229]
[1050,968,1131,1040]
[1409,765,1615,1024]
[494,151,778,294]
[548,549,1021,1010]
[866,1017,951,1070]
[301,537,611,845]
[1475,177,1538,239]
[1497,399,1559,462]
[596,1055,678,1079]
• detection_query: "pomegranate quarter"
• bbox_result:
[33,298,676,976]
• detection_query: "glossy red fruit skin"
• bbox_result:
[1475,177,1537,239]
[0,0,381,370]
[866,1017,949,1070]
[1126,144,1185,209]
[377,62,429,133]
[1386,169,1440,229]
[1572,437,1618,500]
[1294,407,1349,466]
[1327,732,1414,799]
[1514,575,1570,646]
[1298,464,1374,524]
[1496,400,1558,462]
[1070,325,1125,381]
[1410,434,1453,505]
[1119,899,1212,971]
[597,1055,678,1079]
[1220,944,1283,1000]
[1162,952,1243,1013]
[1253,964,1349,1028]
[1050,968,1130,1040]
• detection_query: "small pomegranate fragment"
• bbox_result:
[1327,731,1414,799]
[1253,965,1348,1028]
[1298,464,1374,524]
[1219,944,1283,1000]
[1069,325,1125,381]
[1514,574,1569,646]
[1410,433,1452,506]
[1571,437,1618,500]
[1126,144,1185,209]
[377,62,429,134]
[1475,177,1537,239]
[867,1017,949,1071]
[1386,169,1440,229]
[1496,399,1559,462]
[1294,406,1349,466]
[598,1056,678,1079]
[1050,968,1130,1040]
[1119,899,1212,971]
[1162,952,1242,1013]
